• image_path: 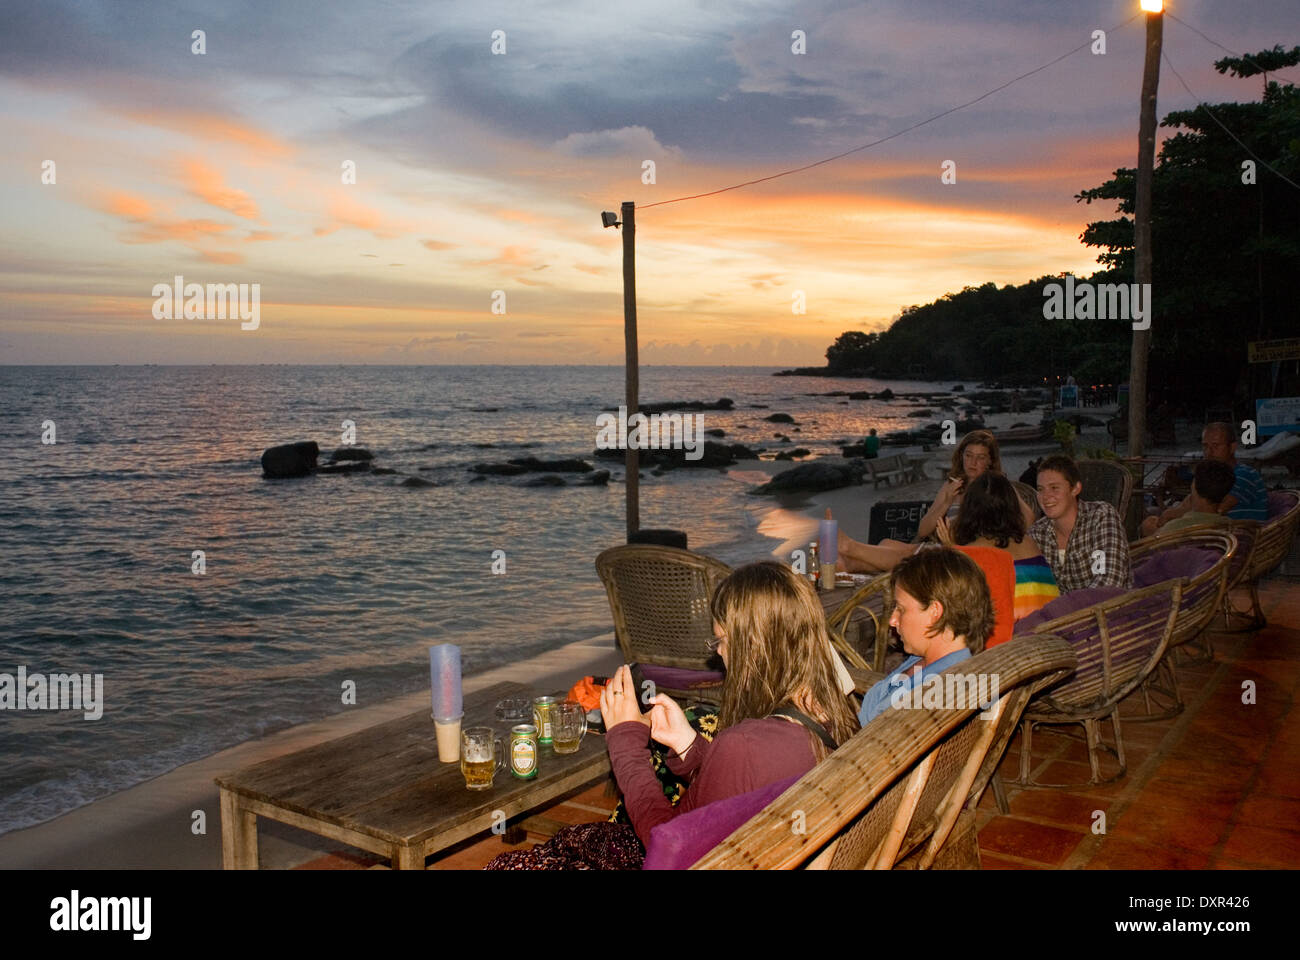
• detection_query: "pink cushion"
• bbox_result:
[642,774,800,870]
[638,663,725,691]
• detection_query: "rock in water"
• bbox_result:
[576,469,611,486]
[765,413,796,423]
[401,476,437,488]
[754,459,867,495]
[318,461,371,475]
[329,447,375,463]
[525,474,567,487]
[262,441,319,478]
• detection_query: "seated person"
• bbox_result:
[863,428,880,459]
[1030,454,1133,593]
[836,430,1034,573]
[939,472,1059,621]
[604,562,859,849]
[1148,459,1234,536]
[1145,422,1268,534]
[859,548,994,725]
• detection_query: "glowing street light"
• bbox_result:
[1140,0,1163,12]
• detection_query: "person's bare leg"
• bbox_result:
[837,530,915,573]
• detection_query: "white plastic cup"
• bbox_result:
[434,713,463,763]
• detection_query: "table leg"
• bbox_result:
[219,787,259,869]
[393,843,425,870]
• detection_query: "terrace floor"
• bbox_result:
[296,579,1300,870]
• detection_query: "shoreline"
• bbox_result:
[0,407,1117,869]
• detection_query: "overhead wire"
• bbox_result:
[638,13,1141,211]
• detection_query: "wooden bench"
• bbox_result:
[865,453,910,487]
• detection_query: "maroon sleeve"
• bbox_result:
[605,721,680,847]
[665,734,709,778]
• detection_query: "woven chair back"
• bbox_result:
[691,634,1076,869]
[1027,579,1181,713]
[1077,458,1135,520]
[1247,490,1300,581]
[1129,528,1237,649]
[594,544,732,669]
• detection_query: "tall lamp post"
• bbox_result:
[1129,0,1163,458]
[602,203,639,539]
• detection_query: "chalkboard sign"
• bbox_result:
[868,500,934,545]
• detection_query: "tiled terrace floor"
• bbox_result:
[297,579,1300,870]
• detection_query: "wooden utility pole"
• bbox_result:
[621,200,639,539]
[1129,7,1163,457]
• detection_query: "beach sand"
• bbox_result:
[0,410,1119,869]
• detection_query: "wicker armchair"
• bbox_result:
[1018,579,1182,786]
[1126,527,1237,720]
[594,544,731,700]
[1222,490,1300,630]
[1077,458,1134,525]
[824,574,891,672]
[691,634,1076,869]
[1012,480,1043,522]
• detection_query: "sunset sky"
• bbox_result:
[1,0,1294,364]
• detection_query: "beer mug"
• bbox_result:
[551,701,588,755]
[460,727,504,790]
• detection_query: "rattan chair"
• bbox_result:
[594,544,731,700]
[1012,480,1043,522]
[1126,527,1237,720]
[1077,458,1135,525]
[824,574,891,672]
[1221,490,1300,631]
[1018,579,1182,786]
[692,634,1076,869]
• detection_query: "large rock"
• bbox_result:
[470,456,592,476]
[317,460,371,475]
[261,441,319,478]
[765,413,796,423]
[754,459,867,495]
[329,447,374,463]
[575,469,611,486]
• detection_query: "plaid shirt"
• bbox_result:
[1031,500,1132,594]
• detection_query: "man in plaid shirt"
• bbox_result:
[1030,455,1132,593]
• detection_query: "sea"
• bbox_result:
[0,364,963,836]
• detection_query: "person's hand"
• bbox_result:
[939,476,962,506]
[934,516,955,547]
[599,665,648,730]
[648,693,697,757]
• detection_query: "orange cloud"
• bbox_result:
[197,249,245,265]
[120,108,292,159]
[316,194,410,239]
[244,230,279,242]
[183,159,260,220]
[421,239,457,251]
[466,245,536,268]
[101,191,153,220]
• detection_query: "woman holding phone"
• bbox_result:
[486,562,858,869]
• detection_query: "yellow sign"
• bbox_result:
[1248,338,1300,363]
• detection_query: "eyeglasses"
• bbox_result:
[707,632,726,652]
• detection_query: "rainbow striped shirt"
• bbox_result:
[1013,555,1060,620]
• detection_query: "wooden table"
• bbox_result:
[215,681,611,870]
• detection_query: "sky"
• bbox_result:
[0,0,1295,364]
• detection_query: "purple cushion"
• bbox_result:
[1014,586,1127,635]
[638,663,725,691]
[1268,492,1295,522]
[1132,547,1218,587]
[642,774,800,870]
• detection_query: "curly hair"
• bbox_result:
[952,473,1027,548]
[710,562,860,760]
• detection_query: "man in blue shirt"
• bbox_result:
[859,548,995,725]
[1143,422,1268,537]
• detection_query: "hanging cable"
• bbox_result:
[638,14,1141,211]
[1166,12,1299,87]
[1161,49,1300,193]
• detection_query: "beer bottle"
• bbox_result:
[808,541,820,586]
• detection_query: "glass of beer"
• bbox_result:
[551,701,587,755]
[460,727,503,790]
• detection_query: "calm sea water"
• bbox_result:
[0,364,957,835]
